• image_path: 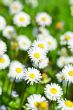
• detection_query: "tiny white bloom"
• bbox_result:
[0,54,10,69]
[28,47,46,64]
[44,83,63,101]
[24,67,42,85]
[0,40,7,56]
[9,1,23,14]
[13,12,31,27]
[26,94,47,110]
[17,35,31,51]
[11,91,19,98]
[3,25,16,39]
[0,16,6,30]
[8,61,25,80]
[62,64,73,83]
[25,0,38,8]
[58,99,73,110]
[56,72,66,82]
[36,12,52,26]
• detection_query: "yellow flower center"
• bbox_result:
[40,102,48,108]
[19,17,25,22]
[68,70,73,76]
[34,52,40,59]
[41,17,47,22]
[65,35,70,41]
[16,68,22,73]
[29,73,35,79]
[65,100,73,107]
[34,102,40,107]
[13,5,18,10]
[34,102,48,109]
[50,87,57,94]
[48,41,52,45]
[0,58,5,63]
[38,43,44,48]
[23,42,27,46]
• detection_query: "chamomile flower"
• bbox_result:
[58,99,73,110]
[0,16,6,31]
[8,61,25,80]
[32,40,49,53]
[44,83,63,101]
[26,94,48,110]
[56,72,66,82]
[3,26,16,39]
[62,64,73,83]
[24,67,42,85]
[28,47,46,64]
[17,35,31,51]
[13,12,31,27]
[0,40,7,56]
[68,38,73,51]
[9,1,23,14]
[60,32,73,45]
[36,12,52,26]
[2,0,13,6]
[0,54,10,69]
[45,36,57,51]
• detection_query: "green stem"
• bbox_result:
[66,82,69,98]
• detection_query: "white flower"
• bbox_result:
[25,0,38,8]
[3,26,16,39]
[56,72,66,82]
[44,83,63,101]
[0,54,10,69]
[45,35,57,51]
[60,32,73,45]
[0,105,6,110]
[9,1,23,14]
[17,35,31,51]
[28,47,46,64]
[58,99,73,110]
[13,12,31,27]
[0,16,6,30]
[8,61,25,80]
[32,39,49,53]
[68,38,73,51]
[62,64,73,83]
[2,0,13,6]
[0,40,7,56]
[11,91,18,98]
[24,67,42,85]
[36,12,52,26]
[26,94,47,110]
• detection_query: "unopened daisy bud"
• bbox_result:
[3,26,16,39]
[11,41,19,50]
[36,12,52,27]
[24,67,42,85]
[0,54,10,69]
[41,73,51,84]
[9,1,23,14]
[55,21,64,30]
[0,40,7,56]
[44,83,63,101]
[26,94,47,110]
[13,12,31,27]
[0,16,6,31]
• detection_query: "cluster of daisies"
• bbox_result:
[0,0,73,110]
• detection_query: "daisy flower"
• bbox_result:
[25,0,38,8]
[9,1,23,14]
[2,0,13,6]
[0,40,7,56]
[0,54,10,69]
[3,25,16,39]
[8,61,25,80]
[13,12,31,27]
[28,47,46,64]
[44,83,63,101]
[17,35,31,51]
[26,94,48,110]
[0,16,6,31]
[62,64,73,83]
[24,67,42,85]
[36,12,52,26]
[56,72,66,82]
[60,32,73,45]
[32,39,49,53]
[45,35,57,51]
[58,99,73,110]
